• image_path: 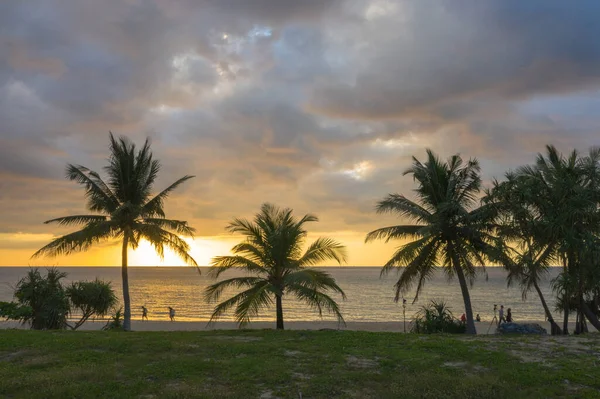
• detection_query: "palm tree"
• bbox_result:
[514,145,597,334]
[365,150,495,334]
[205,203,347,330]
[484,174,563,334]
[33,133,197,331]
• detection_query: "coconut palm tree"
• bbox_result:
[33,133,197,331]
[484,174,563,334]
[365,150,496,334]
[514,145,597,334]
[205,203,347,330]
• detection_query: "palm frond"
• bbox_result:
[365,225,428,243]
[204,276,266,303]
[297,237,347,266]
[286,283,346,325]
[66,164,119,213]
[32,222,118,258]
[44,215,108,226]
[207,281,273,326]
[208,256,266,278]
[136,224,198,266]
[284,268,346,298]
[144,218,196,237]
[141,175,195,218]
[374,194,433,223]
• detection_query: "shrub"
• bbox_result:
[67,279,118,330]
[102,308,124,331]
[411,300,466,334]
[13,268,70,329]
[1,268,117,330]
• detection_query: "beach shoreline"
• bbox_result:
[0,319,581,335]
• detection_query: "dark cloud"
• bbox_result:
[1,0,600,264]
[309,0,600,119]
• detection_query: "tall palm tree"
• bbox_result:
[33,133,197,331]
[484,174,563,334]
[366,150,495,334]
[515,145,597,334]
[205,203,347,330]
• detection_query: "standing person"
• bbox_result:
[141,306,148,321]
[498,305,506,325]
[506,308,513,323]
[476,313,481,322]
[168,307,175,322]
[460,313,466,323]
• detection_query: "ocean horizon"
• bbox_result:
[0,266,562,323]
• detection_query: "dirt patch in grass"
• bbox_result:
[292,372,311,380]
[284,350,303,357]
[346,355,379,369]
[212,335,263,343]
[0,350,30,362]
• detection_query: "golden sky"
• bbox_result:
[2,1,600,266]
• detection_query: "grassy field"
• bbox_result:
[0,330,599,398]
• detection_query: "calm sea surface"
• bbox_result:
[0,266,561,323]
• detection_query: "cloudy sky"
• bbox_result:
[2,0,600,266]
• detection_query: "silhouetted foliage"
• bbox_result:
[67,279,118,330]
[1,268,118,330]
[206,203,347,330]
[33,133,197,331]
[412,300,466,334]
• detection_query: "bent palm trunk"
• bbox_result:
[581,302,600,332]
[453,262,476,335]
[275,294,284,330]
[122,235,131,332]
[533,281,562,335]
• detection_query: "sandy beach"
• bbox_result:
[0,319,580,335]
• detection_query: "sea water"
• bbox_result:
[0,266,561,323]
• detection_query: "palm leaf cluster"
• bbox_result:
[485,145,600,334]
[33,133,197,331]
[205,203,347,329]
[366,150,495,334]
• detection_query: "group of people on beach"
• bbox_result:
[141,306,176,322]
[460,305,513,325]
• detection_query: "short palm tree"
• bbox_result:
[205,203,347,330]
[33,133,197,331]
[366,150,495,334]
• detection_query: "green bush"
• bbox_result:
[1,268,117,330]
[102,307,124,331]
[67,279,117,330]
[13,268,70,330]
[412,300,466,334]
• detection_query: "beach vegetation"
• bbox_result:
[0,268,118,330]
[366,150,495,334]
[411,299,466,334]
[206,203,347,330]
[32,133,198,331]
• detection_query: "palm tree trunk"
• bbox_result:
[562,257,569,335]
[533,281,562,335]
[122,234,132,332]
[275,294,284,330]
[581,302,600,332]
[451,254,476,335]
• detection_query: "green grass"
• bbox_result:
[0,330,599,398]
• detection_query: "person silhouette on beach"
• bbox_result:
[476,313,481,322]
[168,307,175,322]
[498,305,506,325]
[141,306,148,321]
[506,308,513,323]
